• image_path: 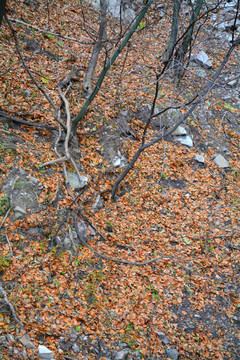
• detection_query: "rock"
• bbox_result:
[175,135,193,147]
[191,50,212,69]
[72,343,80,354]
[3,173,41,220]
[92,194,103,211]
[63,237,71,250]
[194,68,207,78]
[115,349,129,360]
[228,79,238,87]
[14,206,27,220]
[113,157,121,167]
[66,172,88,190]
[194,154,205,163]
[21,349,28,358]
[6,334,14,342]
[20,333,36,349]
[24,90,31,98]
[113,151,127,168]
[213,154,229,168]
[172,126,187,136]
[165,348,179,360]
[156,331,170,345]
[38,345,53,360]
[0,336,6,344]
[76,220,88,242]
[85,0,137,24]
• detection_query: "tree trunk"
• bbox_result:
[174,0,203,80]
[83,0,108,97]
[0,0,7,27]
[161,0,183,64]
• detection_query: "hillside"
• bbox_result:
[0,1,239,359]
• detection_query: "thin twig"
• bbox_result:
[7,17,97,45]
[5,15,57,112]
[0,282,24,329]
[5,235,13,257]
[0,208,11,230]
[40,156,67,167]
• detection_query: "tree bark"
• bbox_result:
[161,0,183,64]
[83,0,108,97]
[0,0,7,27]
[174,0,203,80]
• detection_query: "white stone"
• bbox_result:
[172,126,187,136]
[67,172,88,190]
[194,154,205,163]
[113,157,121,167]
[176,136,193,147]
[228,79,238,87]
[191,50,212,69]
[85,0,137,23]
[38,345,53,360]
[213,154,229,168]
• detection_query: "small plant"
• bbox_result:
[45,34,54,40]
[0,254,12,272]
[106,220,114,232]
[0,195,10,216]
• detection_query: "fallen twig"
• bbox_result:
[7,17,96,45]
[0,282,24,330]
[0,208,11,230]
[5,235,13,257]
[0,111,56,131]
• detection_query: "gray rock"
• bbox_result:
[20,334,36,349]
[157,331,170,345]
[3,174,41,220]
[194,154,205,163]
[175,135,193,147]
[228,79,238,87]
[85,0,137,24]
[6,334,14,342]
[92,194,103,211]
[165,348,179,360]
[72,343,80,354]
[38,345,53,360]
[0,336,6,344]
[76,220,88,242]
[194,68,207,78]
[19,167,26,175]
[213,154,229,168]
[191,50,212,69]
[115,349,129,360]
[172,126,187,136]
[67,172,88,190]
[63,237,71,250]
[14,206,27,220]
[24,90,31,98]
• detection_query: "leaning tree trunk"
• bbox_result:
[161,0,183,65]
[174,0,203,81]
[0,0,7,27]
[83,0,108,97]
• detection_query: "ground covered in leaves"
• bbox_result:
[0,0,240,359]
